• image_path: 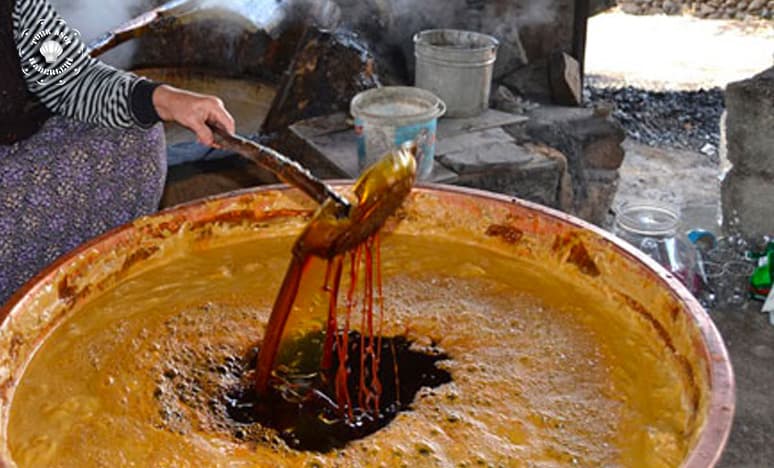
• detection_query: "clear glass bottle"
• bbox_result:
[613,201,700,293]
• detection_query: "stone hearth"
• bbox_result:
[121,0,625,226]
[274,105,624,226]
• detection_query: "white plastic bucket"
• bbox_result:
[414,29,499,118]
[351,86,446,180]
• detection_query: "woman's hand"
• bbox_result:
[152,85,236,147]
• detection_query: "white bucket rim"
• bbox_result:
[413,29,500,55]
[350,86,447,127]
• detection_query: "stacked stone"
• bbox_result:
[617,0,774,19]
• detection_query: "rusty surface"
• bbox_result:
[485,224,524,244]
[261,29,379,135]
[130,18,305,83]
[87,0,191,57]
[0,184,734,467]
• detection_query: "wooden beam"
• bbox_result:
[572,0,591,95]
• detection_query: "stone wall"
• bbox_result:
[616,0,773,19]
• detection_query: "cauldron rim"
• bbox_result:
[0,182,734,467]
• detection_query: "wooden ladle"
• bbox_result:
[210,126,419,395]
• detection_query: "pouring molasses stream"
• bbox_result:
[209,124,419,396]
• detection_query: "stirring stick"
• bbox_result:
[210,126,351,216]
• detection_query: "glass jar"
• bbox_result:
[613,201,700,293]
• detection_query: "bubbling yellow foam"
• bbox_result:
[8,235,691,467]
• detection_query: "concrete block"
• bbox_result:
[524,105,627,169]
[583,136,626,170]
[722,66,774,240]
[452,155,562,208]
[437,142,533,175]
[578,169,620,227]
[273,110,562,209]
[435,128,515,156]
[501,59,553,104]
[549,51,582,107]
[428,164,459,184]
[724,66,774,176]
[722,170,774,240]
[523,143,574,212]
[524,106,626,169]
[522,104,625,173]
[490,85,539,115]
[277,113,354,180]
[515,104,626,223]
[437,110,528,139]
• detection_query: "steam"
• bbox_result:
[195,0,341,38]
[198,0,287,34]
[50,0,150,67]
[46,0,560,72]
[48,0,344,70]
[510,1,559,29]
[335,0,463,46]
[330,0,560,82]
[335,0,558,48]
[381,0,464,36]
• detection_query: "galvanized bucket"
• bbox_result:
[414,29,499,118]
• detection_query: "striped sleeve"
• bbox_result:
[12,0,159,129]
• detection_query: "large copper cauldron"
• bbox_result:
[0,185,734,466]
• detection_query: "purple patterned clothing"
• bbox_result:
[0,116,167,304]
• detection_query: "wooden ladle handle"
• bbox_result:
[209,125,351,214]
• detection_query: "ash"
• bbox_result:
[585,79,724,162]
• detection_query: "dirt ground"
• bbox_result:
[613,140,721,228]
[588,11,774,467]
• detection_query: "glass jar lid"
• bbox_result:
[615,201,680,237]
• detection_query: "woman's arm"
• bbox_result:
[12,0,234,145]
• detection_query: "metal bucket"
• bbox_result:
[351,86,446,180]
[414,29,499,118]
[0,185,734,466]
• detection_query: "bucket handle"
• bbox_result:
[432,99,447,119]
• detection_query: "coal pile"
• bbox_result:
[585,84,725,162]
